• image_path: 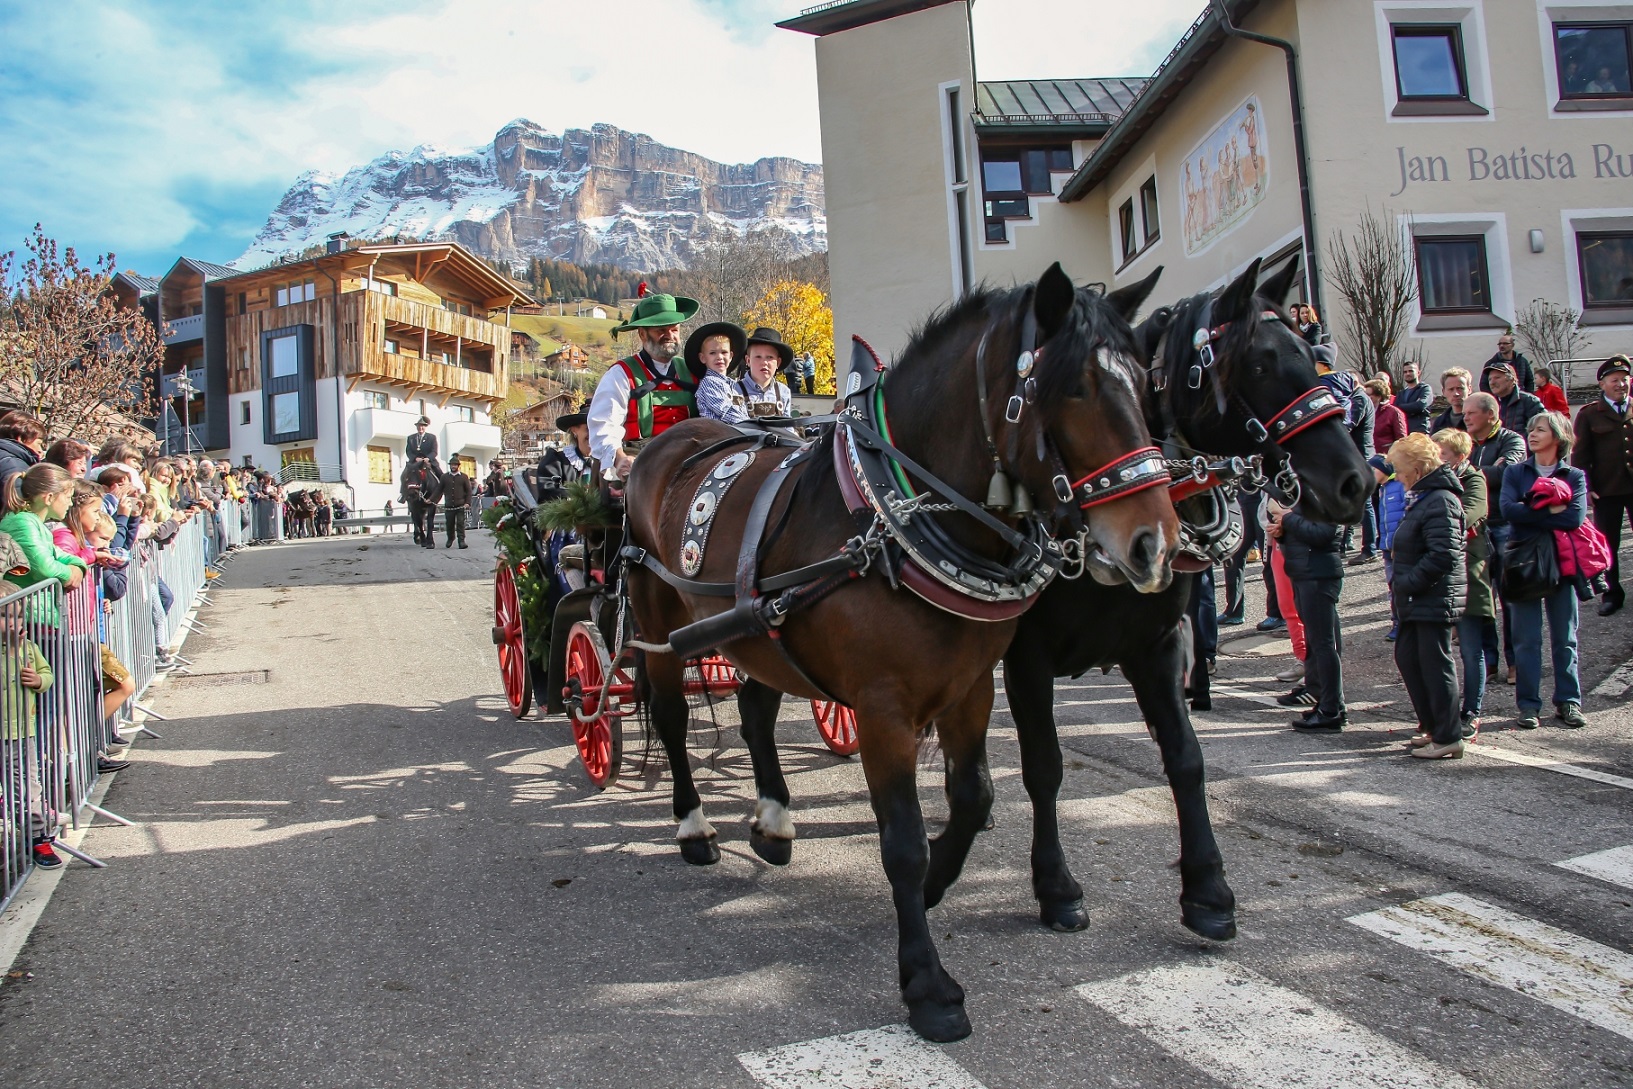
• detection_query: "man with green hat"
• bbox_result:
[588,289,702,480]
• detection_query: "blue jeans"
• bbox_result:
[1510,583,1581,713]
[1360,490,1379,555]
[1456,615,1486,717]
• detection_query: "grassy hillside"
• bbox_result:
[511,313,623,354]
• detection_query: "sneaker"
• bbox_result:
[1555,702,1587,729]
[1206,658,1217,676]
[1294,711,1346,732]
[1384,627,1398,642]
[1410,739,1465,760]
[1276,684,1316,707]
[96,757,130,774]
[1460,714,1480,741]
[105,736,129,753]
[31,838,63,868]
[1515,714,1540,730]
[1245,547,1262,564]
[204,569,222,581]
[1275,665,1306,683]
[1219,614,1245,627]
[1347,551,1379,566]
[1506,665,1517,685]
[1256,616,1286,633]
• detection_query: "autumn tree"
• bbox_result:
[1327,207,1418,384]
[687,230,800,328]
[0,225,161,442]
[744,280,836,393]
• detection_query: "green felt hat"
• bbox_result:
[613,292,700,334]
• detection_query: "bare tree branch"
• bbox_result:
[1327,207,1418,383]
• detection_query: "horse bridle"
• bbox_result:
[1151,297,1346,502]
[971,299,1168,538]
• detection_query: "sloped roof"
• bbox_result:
[777,0,958,36]
[975,79,1147,134]
[165,256,241,281]
[114,272,160,295]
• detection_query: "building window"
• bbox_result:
[1578,231,1633,308]
[269,333,299,378]
[271,392,302,435]
[980,145,1072,244]
[452,405,475,423]
[1392,24,1469,100]
[367,445,394,484]
[1118,199,1138,262]
[383,338,399,355]
[1415,235,1491,313]
[367,278,398,296]
[240,401,251,425]
[275,279,316,307]
[237,292,246,316]
[363,390,390,410]
[1139,177,1160,244]
[1555,22,1633,98]
[444,300,473,317]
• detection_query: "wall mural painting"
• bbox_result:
[1181,97,1269,256]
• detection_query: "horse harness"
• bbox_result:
[622,328,1170,682]
[1145,299,1347,570]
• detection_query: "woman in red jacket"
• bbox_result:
[1367,380,1408,454]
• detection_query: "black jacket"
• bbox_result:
[1430,406,1464,434]
[1278,509,1345,580]
[0,438,39,498]
[1468,426,1526,526]
[406,432,439,464]
[535,446,588,502]
[1394,383,1433,434]
[1390,465,1467,623]
[1496,387,1545,437]
[439,470,473,508]
[1480,352,1535,393]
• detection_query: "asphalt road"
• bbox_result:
[0,532,1629,1089]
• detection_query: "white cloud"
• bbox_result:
[972,0,1207,80]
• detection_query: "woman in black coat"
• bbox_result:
[1388,434,1468,759]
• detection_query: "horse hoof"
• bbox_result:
[1190,696,1212,712]
[749,829,793,866]
[1181,900,1237,941]
[907,1001,971,1043]
[678,837,720,866]
[1039,898,1090,932]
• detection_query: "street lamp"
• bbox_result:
[172,370,197,455]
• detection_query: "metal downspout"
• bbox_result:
[1210,0,1323,317]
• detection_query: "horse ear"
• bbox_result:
[1034,262,1075,336]
[1106,265,1163,321]
[1256,254,1301,306]
[1215,257,1263,321]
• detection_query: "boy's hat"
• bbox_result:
[684,322,747,374]
[1367,454,1392,476]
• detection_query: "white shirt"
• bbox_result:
[587,353,683,474]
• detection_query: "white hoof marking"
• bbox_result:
[677,808,717,841]
[752,798,795,840]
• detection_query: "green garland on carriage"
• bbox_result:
[482,498,551,665]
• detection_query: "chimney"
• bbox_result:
[326,231,350,255]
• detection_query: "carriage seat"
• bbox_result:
[508,468,541,512]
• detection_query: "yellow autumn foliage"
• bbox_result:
[743,279,836,394]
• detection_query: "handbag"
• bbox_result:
[1501,531,1560,603]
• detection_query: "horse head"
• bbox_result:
[1146,256,1371,524]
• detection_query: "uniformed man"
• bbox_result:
[1573,354,1633,615]
[406,416,441,471]
[586,291,702,480]
[439,455,473,549]
[734,327,794,418]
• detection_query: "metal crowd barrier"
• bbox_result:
[2,515,212,912]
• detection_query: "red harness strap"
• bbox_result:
[1265,387,1346,444]
[1062,446,1170,510]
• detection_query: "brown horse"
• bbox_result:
[621,264,1178,1041]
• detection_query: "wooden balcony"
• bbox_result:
[352,293,510,404]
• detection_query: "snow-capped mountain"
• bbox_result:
[237,120,825,271]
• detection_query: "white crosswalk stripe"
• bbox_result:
[1076,962,1479,1089]
[1556,844,1633,890]
[1347,892,1633,1041]
[738,1025,987,1089]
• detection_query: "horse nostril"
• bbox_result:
[1338,472,1365,501]
[1131,528,1159,571]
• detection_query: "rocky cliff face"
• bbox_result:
[237,120,825,271]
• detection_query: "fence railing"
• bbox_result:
[3,514,215,912]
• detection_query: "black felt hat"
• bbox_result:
[555,411,588,431]
[745,327,795,371]
[684,322,747,374]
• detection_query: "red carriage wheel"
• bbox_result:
[493,563,532,719]
[697,654,740,694]
[565,621,622,788]
[811,700,859,757]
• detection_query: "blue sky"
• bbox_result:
[0,0,1198,277]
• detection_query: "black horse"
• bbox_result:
[402,462,440,548]
[982,257,1373,939]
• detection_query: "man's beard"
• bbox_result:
[642,334,679,362]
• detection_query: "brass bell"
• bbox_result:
[985,469,1014,511]
[1011,484,1034,516]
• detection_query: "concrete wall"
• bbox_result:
[1300,0,1633,380]
[813,2,974,362]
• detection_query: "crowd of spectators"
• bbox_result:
[1205,334,1630,761]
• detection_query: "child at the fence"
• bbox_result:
[135,493,179,669]
[1,582,60,868]
[0,464,88,621]
[50,484,129,772]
